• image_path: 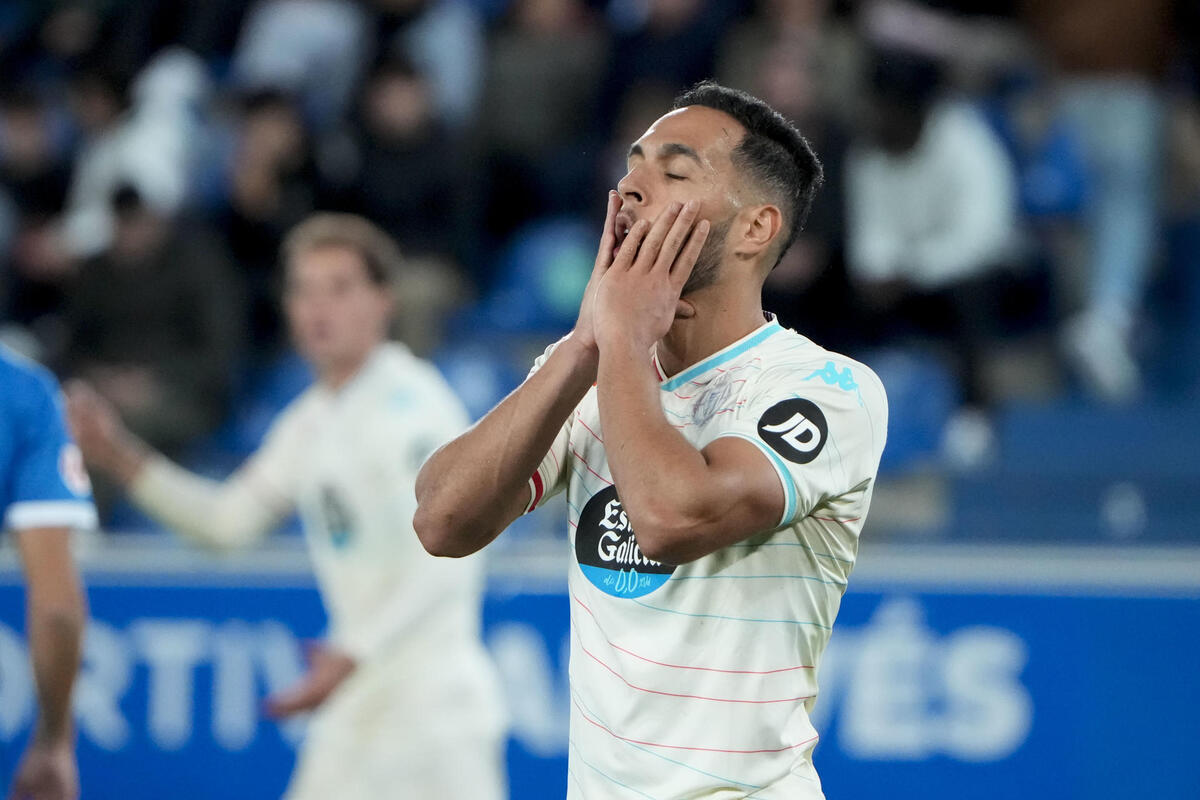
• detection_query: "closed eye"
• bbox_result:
[665,173,687,181]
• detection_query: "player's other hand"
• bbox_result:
[8,737,78,800]
[593,200,709,354]
[264,642,356,718]
[567,190,623,356]
[64,380,145,486]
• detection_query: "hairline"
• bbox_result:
[284,242,386,287]
[281,214,402,289]
[671,92,815,268]
[672,104,786,248]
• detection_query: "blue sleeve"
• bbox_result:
[2,366,98,532]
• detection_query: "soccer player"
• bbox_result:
[68,214,507,799]
[1,345,95,800]
[415,83,888,798]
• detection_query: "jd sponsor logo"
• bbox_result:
[575,485,674,598]
[758,397,828,464]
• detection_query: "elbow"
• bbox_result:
[629,505,706,566]
[635,530,695,566]
[413,502,479,559]
[412,503,452,556]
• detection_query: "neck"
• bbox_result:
[316,347,376,391]
[656,277,766,378]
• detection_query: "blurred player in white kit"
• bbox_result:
[67,213,507,799]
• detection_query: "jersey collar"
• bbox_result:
[654,315,782,392]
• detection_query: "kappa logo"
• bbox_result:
[805,360,864,405]
[574,485,674,598]
[757,398,828,464]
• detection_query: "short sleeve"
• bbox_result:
[708,361,886,527]
[523,340,574,513]
[4,373,97,531]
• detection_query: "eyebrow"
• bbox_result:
[627,142,703,166]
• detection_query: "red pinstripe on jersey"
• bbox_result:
[573,697,819,755]
[572,592,814,674]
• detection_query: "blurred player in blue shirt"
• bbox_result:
[1,344,95,800]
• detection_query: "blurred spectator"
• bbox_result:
[598,0,739,132]
[0,87,74,334]
[1022,0,1172,402]
[231,0,369,131]
[1183,3,1200,100]
[0,3,103,87]
[0,0,249,82]
[475,0,607,242]
[326,56,465,262]
[858,0,1029,94]
[102,0,250,75]
[1171,4,1200,220]
[63,185,243,459]
[845,51,1020,468]
[320,55,472,350]
[986,73,1088,223]
[221,89,320,349]
[719,0,866,129]
[716,0,859,349]
[371,0,486,131]
[984,71,1089,331]
[0,89,72,218]
[61,49,206,260]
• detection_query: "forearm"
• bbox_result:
[129,456,281,551]
[596,338,717,560]
[414,336,597,557]
[27,573,85,743]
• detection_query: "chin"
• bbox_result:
[297,342,333,365]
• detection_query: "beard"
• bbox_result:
[679,215,731,297]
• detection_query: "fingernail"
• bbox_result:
[686,200,699,212]
[670,202,683,213]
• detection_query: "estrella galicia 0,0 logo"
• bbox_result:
[575,485,675,598]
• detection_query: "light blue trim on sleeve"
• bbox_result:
[715,431,798,527]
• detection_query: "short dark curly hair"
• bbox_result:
[673,81,823,269]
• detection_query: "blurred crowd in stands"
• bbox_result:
[1,0,1198,532]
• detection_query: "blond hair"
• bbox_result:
[281,213,403,287]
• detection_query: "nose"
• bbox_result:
[617,166,645,208]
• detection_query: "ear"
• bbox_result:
[733,204,783,261]
[380,284,399,318]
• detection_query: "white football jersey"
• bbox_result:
[526,318,888,799]
[131,342,507,797]
[240,343,497,678]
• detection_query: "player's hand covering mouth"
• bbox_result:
[614,209,636,255]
